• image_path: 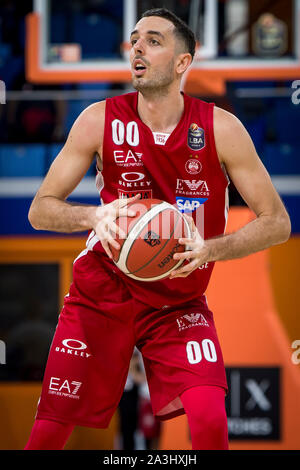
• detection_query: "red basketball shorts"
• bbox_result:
[36,251,228,428]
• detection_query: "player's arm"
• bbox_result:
[28,101,139,258]
[170,107,291,277]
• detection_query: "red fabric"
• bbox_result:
[93,91,229,309]
[180,385,229,450]
[24,418,74,450]
[34,250,227,428]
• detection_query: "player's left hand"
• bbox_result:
[169,215,209,279]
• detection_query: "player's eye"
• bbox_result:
[149,38,159,45]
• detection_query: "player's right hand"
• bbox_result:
[93,194,141,259]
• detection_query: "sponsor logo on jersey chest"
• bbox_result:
[119,172,152,188]
[176,197,208,213]
[176,179,210,197]
[113,150,143,167]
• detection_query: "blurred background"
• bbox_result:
[0,0,299,450]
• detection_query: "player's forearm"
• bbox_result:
[28,195,97,233]
[206,213,291,262]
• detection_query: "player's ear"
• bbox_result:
[176,52,192,75]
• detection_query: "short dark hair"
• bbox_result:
[141,8,196,59]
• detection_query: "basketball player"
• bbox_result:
[25,8,290,450]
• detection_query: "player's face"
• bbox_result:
[129,16,179,93]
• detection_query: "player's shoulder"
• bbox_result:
[70,100,106,136]
[213,106,244,135]
[213,105,249,149]
[66,100,107,151]
[79,99,106,123]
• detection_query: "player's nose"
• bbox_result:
[133,38,145,55]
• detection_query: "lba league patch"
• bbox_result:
[188,123,205,151]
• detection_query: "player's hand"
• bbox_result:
[169,215,209,279]
[93,194,141,259]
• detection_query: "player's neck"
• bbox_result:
[137,89,184,134]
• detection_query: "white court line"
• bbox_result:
[0,176,299,197]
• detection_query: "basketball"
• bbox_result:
[110,199,192,281]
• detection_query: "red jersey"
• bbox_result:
[90,91,229,308]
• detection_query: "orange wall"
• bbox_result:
[269,237,300,342]
[0,383,117,450]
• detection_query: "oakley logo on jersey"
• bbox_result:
[176,197,208,213]
[188,123,205,151]
[119,172,152,188]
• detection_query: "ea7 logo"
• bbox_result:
[48,377,82,399]
[114,150,143,167]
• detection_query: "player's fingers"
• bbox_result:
[98,222,121,252]
[173,250,195,261]
[109,221,126,240]
[118,207,137,218]
[106,234,120,251]
[184,214,196,233]
[118,193,141,208]
[170,259,198,278]
[101,239,113,259]
[178,237,196,247]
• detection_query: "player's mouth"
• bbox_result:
[133,59,147,76]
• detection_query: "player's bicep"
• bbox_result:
[214,108,285,218]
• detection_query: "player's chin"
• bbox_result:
[132,76,146,89]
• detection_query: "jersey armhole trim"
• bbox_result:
[208,102,230,190]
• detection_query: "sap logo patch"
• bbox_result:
[176,197,208,213]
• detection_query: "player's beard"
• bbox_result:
[132,58,176,97]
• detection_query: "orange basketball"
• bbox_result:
[111,199,191,281]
